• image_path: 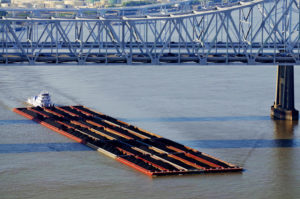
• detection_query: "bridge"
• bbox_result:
[0,0,299,120]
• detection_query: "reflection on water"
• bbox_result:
[273,120,298,139]
[272,119,299,198]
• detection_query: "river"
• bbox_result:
[0,64,300,199]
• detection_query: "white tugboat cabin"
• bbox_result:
[27,92,53,107]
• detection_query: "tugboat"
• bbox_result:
[26,91,53,107]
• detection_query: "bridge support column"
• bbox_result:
[271,65,299,120]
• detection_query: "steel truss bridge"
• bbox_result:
[0,0,299,65]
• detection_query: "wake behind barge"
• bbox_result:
[13,105,243,177]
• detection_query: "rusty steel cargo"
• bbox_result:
[13,105,243,177]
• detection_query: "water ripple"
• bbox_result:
[0,120,35,125]
[0,143,92,153]
[121,116,270,123]
[0,139,299,154]
[180,139,300,149]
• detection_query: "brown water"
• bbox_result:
[0,65,300,199]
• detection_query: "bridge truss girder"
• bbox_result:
[0,0,299,65]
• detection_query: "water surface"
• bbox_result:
[1,65,300,199]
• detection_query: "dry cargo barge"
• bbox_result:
[13,105,243,177]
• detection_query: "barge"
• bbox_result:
[13,105,243,177]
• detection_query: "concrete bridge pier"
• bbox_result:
[271,65,299,120]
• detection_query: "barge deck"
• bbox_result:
[13,105,243,177]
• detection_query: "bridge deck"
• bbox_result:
[0,52,297,65]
